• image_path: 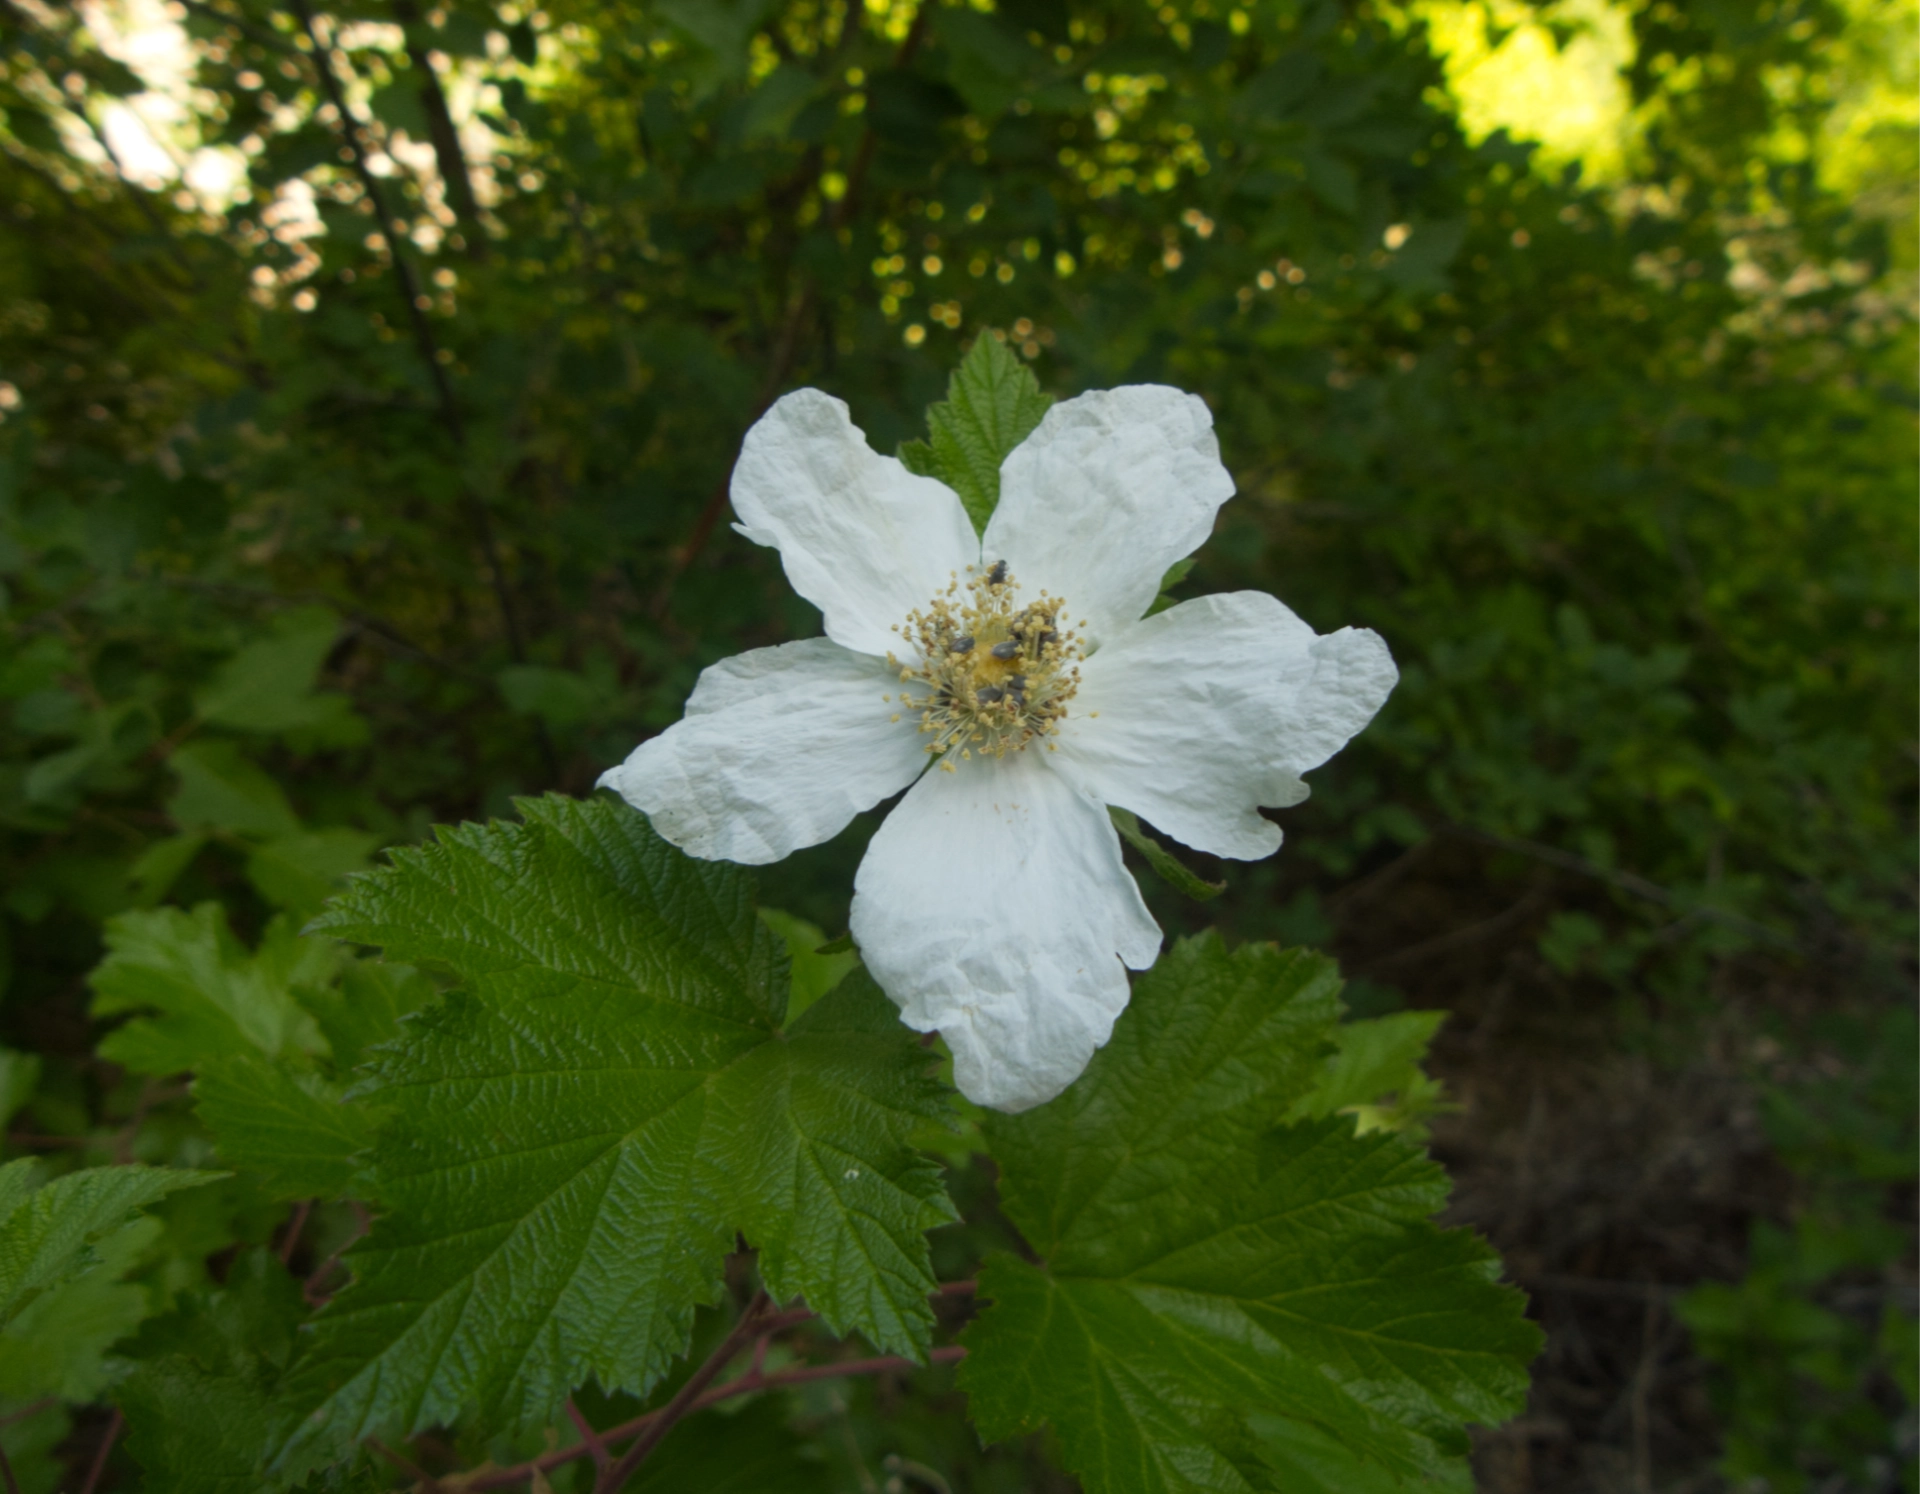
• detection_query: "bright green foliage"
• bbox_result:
[276,795,954,1463]
[897,333,1053,534]
[193,1057,372,1203]
[89,905,331,1075]
[758,906,858,1024]
[1287,1009,1452,1140]
[963,935,1540,1490]
[0,1160,218,1329]
[119,1248,307,1494]
[1110,807,1228,902]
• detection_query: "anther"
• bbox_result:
[986,559,1008,585]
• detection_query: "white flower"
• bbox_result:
[600,385,1397,1112]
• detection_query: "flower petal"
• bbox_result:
[850,751,1161,1112]
[598,638,927,865]
[983,385,1235,644]
[1051,592,1398,860]
[730,389,980,657]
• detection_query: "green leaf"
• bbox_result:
[245,828,380,914]
[1287,1010,1452,1140]
[194,1054,376,1201]
[0,1213,161,1402]
[1145,557,1196,617]
[119,1249,305,1494]
[0,1046,40,1129]
[0,1161,220,1329]
[0,1399,68,1494]
[758,906,857,1024]
[298,959,437,1075]
[167,740,300,839]
[195,607,364,746]
[275,795,955,1465]
[899,333,1053,535]
[1110,807,1226,901]
[90,906,330,1075]
[128,832,207,907]
[961,935,1540,1492]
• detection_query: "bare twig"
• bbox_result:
[465,1343,968,1492]
[390,0,486,251]
[566,1400,610,1473]
[0,1400,54,1431]
[288,0,535,675]
[77,1409,121,1494]
[594,1293,775,1493]
[277,1199,314,1266]
[1444,822,1801,950]
[369,1437,441,1490]
[0,1443,17,1494]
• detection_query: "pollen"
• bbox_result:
[887,561,1083,763]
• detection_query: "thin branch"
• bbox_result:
[303,1200,370,1308]
[389,0,486,253]
[369,1437,441,1491]
[465,1343,968,1492]
[652,7,935,611]
[77,1409,121,1494]
[1443,822,1801,950]
[566,1400,610,1473]
[0,1444,16,1494]
[594,1292,775,1493]
[277,1199,314,1266]
[0,1400,55,1431]
[287,0,537,678]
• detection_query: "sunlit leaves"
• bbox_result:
[898,332,1052,534]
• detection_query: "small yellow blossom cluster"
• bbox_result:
[887,563,1083,769]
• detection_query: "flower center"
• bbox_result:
[888,561,1083,768]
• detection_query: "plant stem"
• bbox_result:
[592,1292,774,1494]
[77,1409,121,1494]
[463,1345,968,1492]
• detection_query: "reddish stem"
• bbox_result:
[77,1409,121,1494]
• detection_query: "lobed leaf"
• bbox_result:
[898,332,1052,534]
[274,795,955,1466]
[961,934,1540,1493]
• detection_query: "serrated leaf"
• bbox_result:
[961,934,1540,1493]
[90,906,330,1075]
[0,1215,160,1402]
[1110,806,1226,901]
[900,334,1053,534]
[298,958,437,1075]
[194,1055,375,1201]
[120,1249,305,1494]
[275,795,955,1466]
[1287,1010,1452,1139]
[0,1161,220,1328]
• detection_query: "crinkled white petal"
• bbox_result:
[983,385,1235,645]
[598,638,926,865]
[729,389,979,657]
[1051,592,1398,861]
[850,750,1161,1113]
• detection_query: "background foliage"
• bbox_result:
[0,0,1912,1487]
